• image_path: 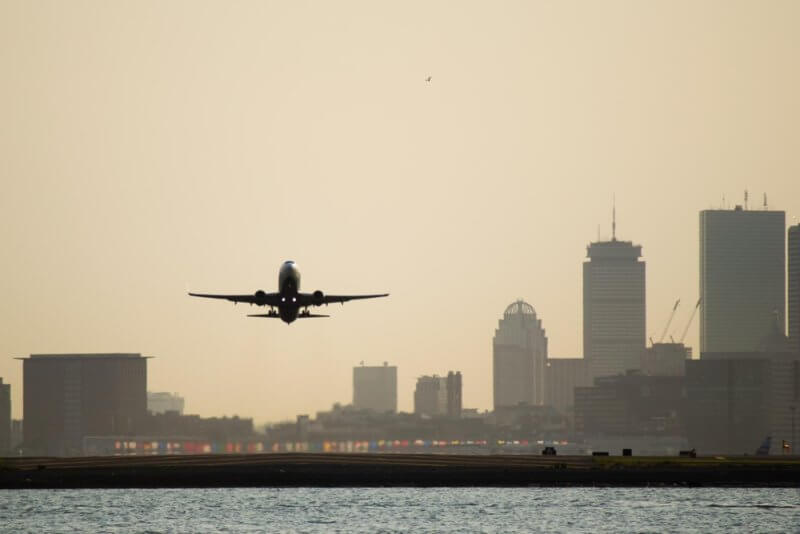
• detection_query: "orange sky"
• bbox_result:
[2,1,799,423]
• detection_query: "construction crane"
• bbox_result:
[658,299,681,343]
[679,298,702,344]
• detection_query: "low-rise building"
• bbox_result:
[147,392,185,415]
[544,358,590,414]
[687,349,800,454]
[641,343,691,376]
[143,411,254,442]
[491,403,570,437]
[574,371,685,436]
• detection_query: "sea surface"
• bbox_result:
[1,487,799,533]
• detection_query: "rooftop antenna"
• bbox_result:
[612,195,617,241]
[744,189,748,210]
[763,193,768,210]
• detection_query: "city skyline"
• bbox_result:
[2,2,800,422]
[5,203,796,426]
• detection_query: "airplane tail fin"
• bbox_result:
[756,436,772,455]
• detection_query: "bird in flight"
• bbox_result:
[189,261,389,324]
[425,76,432,84]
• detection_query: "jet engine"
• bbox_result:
[313,290,324,305]
[254,290,268,305]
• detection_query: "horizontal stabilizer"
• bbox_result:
[247,313,329,319]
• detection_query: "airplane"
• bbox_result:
[189,260,389,324]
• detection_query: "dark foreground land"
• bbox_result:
[2,453,799,488]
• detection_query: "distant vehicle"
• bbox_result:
[755,436,772,456]
[189,260,389,324]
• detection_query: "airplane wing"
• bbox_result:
[249,313,330,319]
[297,292,389,307]
[188,292,281,306]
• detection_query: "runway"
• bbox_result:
[2,453,798,488]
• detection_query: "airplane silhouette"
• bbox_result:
[189,261,388,324]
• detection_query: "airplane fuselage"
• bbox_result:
[277,260,302,323]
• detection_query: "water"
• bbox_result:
[1,488,799,533]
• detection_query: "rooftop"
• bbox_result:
[504,300,536,317]
[586,239,642,260]
[18,353,150,360]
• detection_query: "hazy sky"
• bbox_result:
[2,1,799,423]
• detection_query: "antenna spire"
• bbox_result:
[612,195,617,241]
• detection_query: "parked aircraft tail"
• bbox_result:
[755,436,771,456]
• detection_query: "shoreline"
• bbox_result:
[2,453,799,489]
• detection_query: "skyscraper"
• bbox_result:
[583,233,646,379]
[789,224,800,355]
[20,353,148,456]
[493,300,548,408]
[353,362,397,413]
[699,207,785,353]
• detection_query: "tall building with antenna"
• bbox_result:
[699,201,785,353]
[583,205,646,379]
